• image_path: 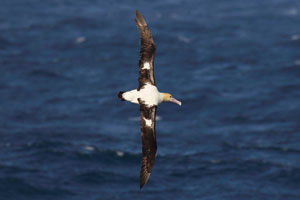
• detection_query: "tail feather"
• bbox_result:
[118,91,125,101]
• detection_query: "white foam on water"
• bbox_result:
[285,8,298,16]
[291,34,300,41]
[177,35,191,43]
[128,116,140,122]
[116,151,124,157]
[84,145,95,151]
[75,36,86,44]
[156,116,162,121]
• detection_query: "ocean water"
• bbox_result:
[1,0,300,199]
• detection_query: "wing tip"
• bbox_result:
[135,10,147,27]
[136,10,140,16]
[140,154,155,189]
[140,172,151,189]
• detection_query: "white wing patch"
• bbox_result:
[143,117,153,127]
[142,62,151,70]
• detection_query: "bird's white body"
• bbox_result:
[122,83,163,107]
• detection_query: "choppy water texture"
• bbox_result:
[1,0,300,199]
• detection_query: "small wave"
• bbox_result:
[28,69,68,80]
[291,34,300,41]
[0,83,10,90]
[0,36,11,49]
[223,142,300,155]
[83,145,95,151]
[73,171,113,184]
[177,35,191,43]
[0,164,39,174]
[74,36,86,44]
[75,148,140,163]
[284,8,298,16]
[116,151,124,157]
[25,140,62,149]
[0,177,73,197]
[57,17,99,29]
[72,169,136,185]
[210,159,221,164]
[26,23,56,31]
[128,116,140,122]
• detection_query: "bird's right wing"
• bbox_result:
[135,10,156,90]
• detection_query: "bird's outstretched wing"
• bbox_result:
[138,98,157,189]
[135,10,156,90]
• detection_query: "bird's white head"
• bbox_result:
[161,93,182,106]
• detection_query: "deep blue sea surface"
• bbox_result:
[1,0,300,199]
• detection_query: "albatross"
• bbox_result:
[117,10,182,189]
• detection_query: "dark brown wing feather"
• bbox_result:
[135,10,156,90]
[138,98,157,189]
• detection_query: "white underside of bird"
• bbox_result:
[122,83,163,107]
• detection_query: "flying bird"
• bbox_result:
[118,10,182,189]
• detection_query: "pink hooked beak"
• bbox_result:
[170,97,182,106]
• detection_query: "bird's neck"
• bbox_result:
[159,93,170,103]
[158,93,164,104]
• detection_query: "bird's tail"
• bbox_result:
[118,91,125,101]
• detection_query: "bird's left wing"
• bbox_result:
[135,10,156,90]
[138,99,157,189]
